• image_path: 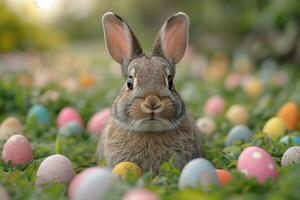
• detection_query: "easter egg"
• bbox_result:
[237,146,278,184]
[204,96,225,116]
[226,105,249,125]
[281,147,300,167]
[27,105,50,126]
[122,189,159,200]
[79,73,95,89]
[36,154,75,186]
[243,78,263,97]
[277,102,299,131]
[0,185,10,200]
[196,117,216,136]
[2,135,33,166]
[87,108,110,135]
[58,122,83,137]
[178,158,219,190]
[225,73,241,90]
[0,117,23,140]
[68,167,114,200]
[216,169,232,186]
[112,162,142,179]
[57,107,83,128]
[226,125,253,146]
[279,135,300,145]
[263,117,286,139]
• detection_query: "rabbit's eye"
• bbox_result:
[127,76,134,90]
[168,75,173,90]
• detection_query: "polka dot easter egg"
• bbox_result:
[87,108,110,135]
[122,189,159,200]
[237,146,278,184]
[2,135,33,166]
[68,167,114,200]
[0,117,23,140]
[196,117,216,136]
[226,125,253,146]
[112,162,142,179]
[216,169,232,186]
[204,96,225,116]
[36,154,75,186]
[226,105,249,125]
[281,147,300,167]
[178,158,219,190]
[27,105,50,126]
[57,107,83,128]
[277,102,299,131]
[263,117,286,140]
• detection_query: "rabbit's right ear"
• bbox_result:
[102,12,143,71]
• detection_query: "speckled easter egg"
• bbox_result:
[277,102,299,131]
[122,189,159,200]
[226,105,249,125]
[0,117,23,140]
[243,78,263,97]
[196,117,216,136]
[68,167,114,200]
[263,117,286,139]
[27,105,50,126]
[57,107,83,128]
[2,135,33,166]
[216,169,232,186]
[112,162,142,179]
[204,96,225,116]
[0,185,10,200]
[279,135,300,145]
[87,108,110,135]
[225,73,241,90]
[36,154,75,186]
[226,125,253,146]
[281,147,300,167]
[58,122,83,137]
[178,158,219,190]
[237,146,278,184]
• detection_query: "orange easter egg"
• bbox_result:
[79,73,95,88]
[277,102,299,130]
[216,169,232,186]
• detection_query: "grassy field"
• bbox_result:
[1,50,300,200]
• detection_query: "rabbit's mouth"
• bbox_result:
[132,117,173,132]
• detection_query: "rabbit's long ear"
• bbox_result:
[152,12,189,65]
[102,12,143,67]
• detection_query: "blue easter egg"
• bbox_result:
[226,125,253,146]
[58,122,83,137]
[178,158,219,190]
[279,135,300,145]
[27,105,50,126]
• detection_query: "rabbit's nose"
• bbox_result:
[142,95,163,113]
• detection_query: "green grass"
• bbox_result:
[1,56,300,200]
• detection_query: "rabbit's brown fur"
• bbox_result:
[98,12,204,174]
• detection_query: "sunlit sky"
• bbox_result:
[5,0,97,24]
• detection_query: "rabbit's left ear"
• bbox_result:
[152,12,190,65]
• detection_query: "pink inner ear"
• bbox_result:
[105,20,131,64]
[161,19,188,64]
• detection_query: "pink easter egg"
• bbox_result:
[87,108,110,135]
[2,134,33,166]
[57,107,83,128]
[225,73,241,90]
[204,96,225,116]
[237,146,278,184]
[36,154,75,186]
[122,189,159,200]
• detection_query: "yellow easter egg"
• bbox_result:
[112,162,142,179]
[244,78,263,97]
[277,102,299,131]
[226,105,249,125]
[263,117,286,139]
[0,117,24,140]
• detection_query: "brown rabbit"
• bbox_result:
[97,12,204,174]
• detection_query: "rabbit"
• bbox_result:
[97,12,204,174]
